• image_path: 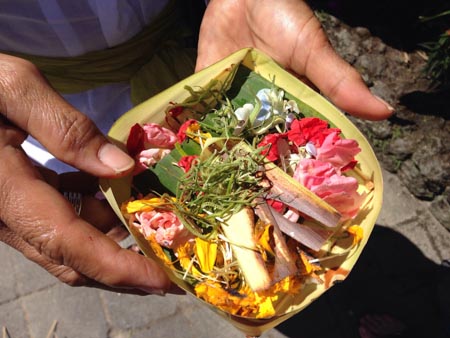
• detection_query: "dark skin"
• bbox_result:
[0,0,393,295]
[197,0,394,120]
[0,54,170,294]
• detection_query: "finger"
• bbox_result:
[0,147,171,294]
[0,223,167,295]
[298,33,394,120]
[0,222,88,286]
[0,53,134,177]
[195,0,241,72]
[0,114,28,147]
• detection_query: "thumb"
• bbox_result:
[0,53,134,177]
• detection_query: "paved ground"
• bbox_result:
[1,168,450,338]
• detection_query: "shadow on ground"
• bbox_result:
[276,225,450,338]
[308,0,448,52]
[399,91,450,119]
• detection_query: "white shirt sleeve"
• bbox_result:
[0,0,170,173]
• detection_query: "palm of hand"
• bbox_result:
[196,0,394,121]
[197,0,326,77]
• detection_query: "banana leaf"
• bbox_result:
[100,48,383,337]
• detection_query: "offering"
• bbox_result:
[100,48,382,337]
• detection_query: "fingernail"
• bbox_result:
[98,143,134,173]
[375,95,395,113]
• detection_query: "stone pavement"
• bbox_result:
[1,168,450,338]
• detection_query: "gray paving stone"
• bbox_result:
[416,209,450,262]
[0,244,18,304]
[168,294,286,338]
[100,291,178,329]
[0,242,57,297]
[172,295,250,338]
[128,302,246,338]
[22,284,108,338]
[391,211,450,264]
[2,158,448,338]
[377,169,419,226]
[0,299,28,338]
[377,169,450,263]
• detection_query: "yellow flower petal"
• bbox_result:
[122,197,175,214]
[194,238,217,273]
[347,225,363,245]
[175,241,195,270]
[186,122,212,143]
[298,251,320,275]
[257,223,275,258]
[270,275,302,295]
[147,235,172,265]
[194,281,284,318]
[254,295,275,319]
[174,241,203,277]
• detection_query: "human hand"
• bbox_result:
[0,53,172,295]
[196,0,394,120]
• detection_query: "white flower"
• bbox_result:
[234,103,254,121]
[256,88,285,117]
[233,103,255,135]
[285,112,296,129]
[235,87,301,135]
[284,100,300,114]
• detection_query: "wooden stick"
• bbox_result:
[264,161,342,228]
[221,208,271,291]
[255,201,298,280]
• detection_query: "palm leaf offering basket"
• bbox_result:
[100,48,383,337]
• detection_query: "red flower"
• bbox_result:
[267,199,285,213]
[165,103,185,131]
[287,117,340,147]
[178,155,199,173]
[177,119,198,143]
[126,123,145,157]
[341,159,358,172]
[167,104,184,118]
[257,133,287,162]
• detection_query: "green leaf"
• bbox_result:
[227,66,323,118]
[150,140,201,194]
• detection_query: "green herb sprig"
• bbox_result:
[174,141,268,239]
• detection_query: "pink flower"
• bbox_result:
[316,131,361,172]
[134,148,171,175]
[294,158,365,221]
[142,123,178,148]
[127,123,177,157]
[133,210,193,249]
[126,123,178,175]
